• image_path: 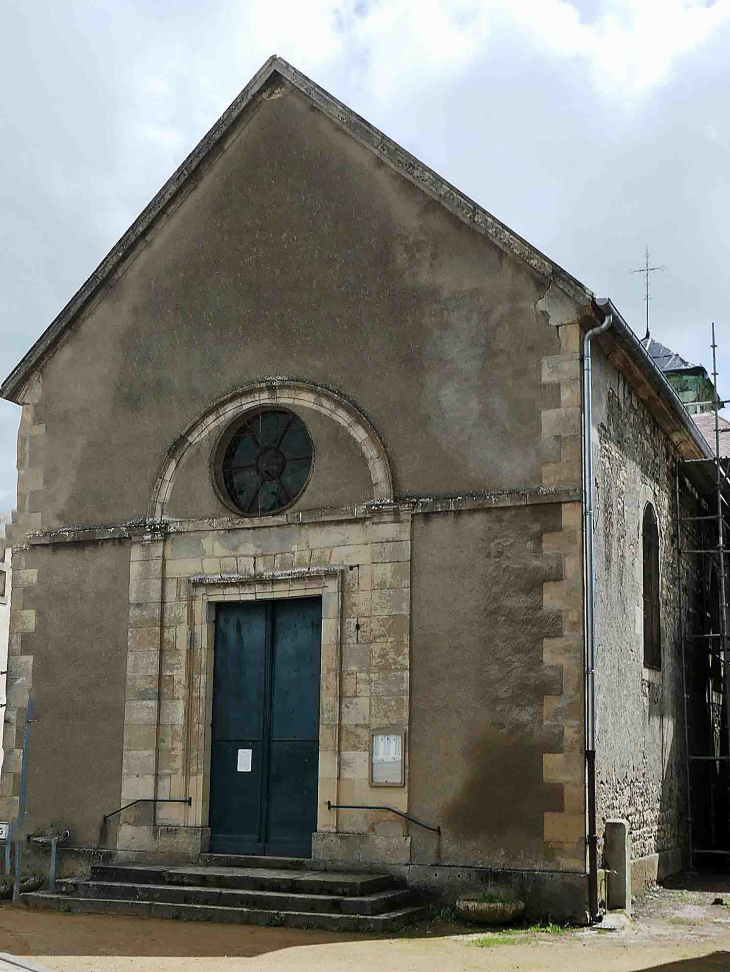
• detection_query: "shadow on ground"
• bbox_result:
[640,955,730,971]
[4,905,355,959]
[663,869,730,894]
[0,905,471,959]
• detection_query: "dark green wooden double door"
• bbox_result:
[209,597,322,857]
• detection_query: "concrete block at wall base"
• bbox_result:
[116,825,157,852]
[604,819,631,914]
[156,826,209,858]
[631,846,684,895]
[18,845,116,881]
[312,832,411,865]
[406,865,590,925]
[115,824,210,859]
[360,836,411,866]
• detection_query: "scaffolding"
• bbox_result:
[676,323,730,866]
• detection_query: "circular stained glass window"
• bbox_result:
[216,409,314,516]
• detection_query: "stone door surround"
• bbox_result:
[118,509,413,862]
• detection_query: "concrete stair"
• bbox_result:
[21,858,426,932]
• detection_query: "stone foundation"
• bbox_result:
[312,832,411,866]
[14,841,591,923]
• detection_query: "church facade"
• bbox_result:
[0,58,715,921]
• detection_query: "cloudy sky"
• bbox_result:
[1,0,728,515]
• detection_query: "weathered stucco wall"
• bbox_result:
[592,341,689,864]
[2,71,592,896]
[21,81,564,532]
[410,505,582,870]
[2,327,587,872]
[2,541,129,845]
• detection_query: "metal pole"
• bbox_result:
[12,843,20,904]
[3,821,12,876]
[12,697,35,904]
[676,460,694,868]
[708,513,717,851]
[710,325,730,846]
[17,697,34,828]
[49,838,57,892]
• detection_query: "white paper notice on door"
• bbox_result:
[237,749,252,772]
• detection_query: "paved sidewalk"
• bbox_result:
[0,955,57,972]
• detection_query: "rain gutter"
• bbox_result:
[582,310,613,922]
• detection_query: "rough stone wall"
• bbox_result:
[0,519,10,772]
[592,342,695,863]
[1,378,43,821]
[538,321,587,870]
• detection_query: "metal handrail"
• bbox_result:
[29,830,70,892]
[327,801,440,834]
[103,798,191,822]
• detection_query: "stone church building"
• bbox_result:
[0,58,721,923]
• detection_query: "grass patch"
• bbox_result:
[423,904,472,925]
[467,921,574,948]
[471,934,521,948]
[476,891,511,904]
[416,905,576,938]
[526,921,572,935]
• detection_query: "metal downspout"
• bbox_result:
[583,311,613,920]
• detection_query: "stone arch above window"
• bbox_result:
[149,380,393,519]
[642,502,661,670]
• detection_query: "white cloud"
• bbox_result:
[343,0,730,98]
[1,0,728,511]
[118,0,730,180]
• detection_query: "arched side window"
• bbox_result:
[643,503,661,670]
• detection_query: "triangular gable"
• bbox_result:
[1,55,594,403]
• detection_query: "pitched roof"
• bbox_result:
[1,55,594,404]
[693,412,730,458]
[642,337,699,373]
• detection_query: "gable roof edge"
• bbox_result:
[593,297,713,463]
[1,55,593,404]
[271,59,594,305]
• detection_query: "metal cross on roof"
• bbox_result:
[631,245,664,341]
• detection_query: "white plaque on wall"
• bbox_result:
[237,749,252,772]
[371,731,404,785]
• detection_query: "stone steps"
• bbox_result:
[22,893,425,932]
[44,879,413,915]
[21,860,426,932]
[91,863,393,895]
[199,853,324,871]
